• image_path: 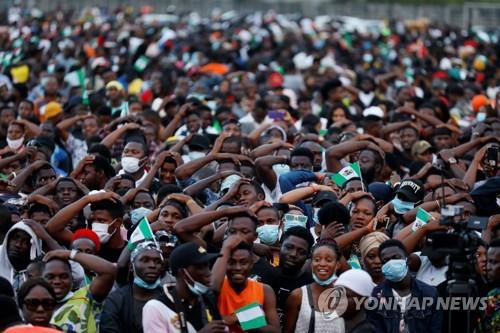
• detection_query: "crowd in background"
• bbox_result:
[0,2,499,333]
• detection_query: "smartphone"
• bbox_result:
[486,147,498,167]
[467,216,489,230]
[269,110,285,121]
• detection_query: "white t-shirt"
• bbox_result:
[414,251,448,286]
[142,299,197,333]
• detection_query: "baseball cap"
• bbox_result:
[362,106,384,120]
[411,140,434,157]
[335,269,376,297]
[169,242,221,275]
[42,102,62,121]
[188,134,210,150]
[312,191,337,206]
[395,179,425,203]
[368,182,394,204]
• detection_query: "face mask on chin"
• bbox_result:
[183,268,210,296]
[7,136,24,150]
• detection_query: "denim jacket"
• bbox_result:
[367,277,442,333]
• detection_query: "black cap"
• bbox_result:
[170,242,221,275]
[395,179,425,203]
[188,134,210,151]
[312,191,337,206]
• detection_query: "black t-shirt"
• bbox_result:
[273,268,313,326]
[250,257,278,289]
[99,244,125,263]
[348,321,376,333]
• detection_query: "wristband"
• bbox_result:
[69,249,78,260]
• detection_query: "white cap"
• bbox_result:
[362,106,384,119]
[334,269,376,297]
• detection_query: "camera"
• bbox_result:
[427,204,482,290]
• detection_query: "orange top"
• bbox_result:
[218,277,265,333]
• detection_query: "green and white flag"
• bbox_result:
[82,90,90,106]
[235,302,267,331]
[128,217,154,250]
[65,68,85,88]
[133,55,150,73]
[331,162,361,187]
[411,208,433,232]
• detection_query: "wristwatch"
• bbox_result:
[69,249,78,260]
[448,157,457,165]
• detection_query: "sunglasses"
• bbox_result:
[283,214,308,225]
[23,298,56,311]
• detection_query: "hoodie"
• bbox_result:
[0,221,43,291]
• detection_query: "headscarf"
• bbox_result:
[359,232,389,260]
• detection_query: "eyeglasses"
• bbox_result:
[23,298,56,311]
[283,214,308,225]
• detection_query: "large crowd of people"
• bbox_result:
[0,3,499,333]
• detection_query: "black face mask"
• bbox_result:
[116,188,129,196]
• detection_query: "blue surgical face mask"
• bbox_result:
[312,272,337,286]
[391,197,414,215]
[382,259,408,282]
[134,276,160,290]
[256,224,280,245]
[476,112,487,122]
[184,269,209,296]
[131,207,153,225]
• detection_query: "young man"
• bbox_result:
[174,205,277,286]
[368,239,442,333]
[212,239,280,333]
[335,269,376,333]
[274,226,315,326]
[46,191,126,262]
[0,221,45,291]
[42,249,116,332]
[142,242,227,333]
[100,241,164,333]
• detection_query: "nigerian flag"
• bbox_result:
[134,55,150,73]
[236,302,267,331]
[411,208,432,232]
[65,68,86,88]
[128,217,154,250]
[331,162,361,186]
[82,90,90,106]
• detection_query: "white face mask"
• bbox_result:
[7,136,24,150]
[121,156,141,173]
[91,220,117,244]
